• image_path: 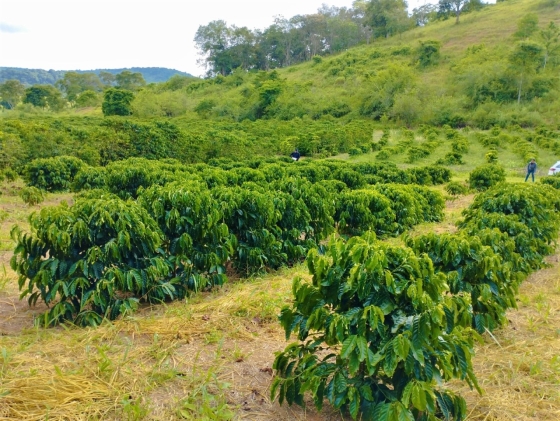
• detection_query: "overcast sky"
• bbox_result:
[0,0,436,76]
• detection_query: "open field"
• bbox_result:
[1,180,559,420]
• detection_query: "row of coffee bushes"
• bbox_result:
[24,156,451,195]
[408,182,560,333]
[272,182,560,420]
[0,117,378,169]
[12,164,446,326]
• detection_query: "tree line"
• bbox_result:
[0,70,148,110]
[194,0,489,76]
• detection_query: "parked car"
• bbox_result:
[548,161,560,175]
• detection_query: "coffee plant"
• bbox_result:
[406,232,521,333]
[335,190,396,236]
[468,164,505,191]
[138,183,235,292]
[540,175,560,190]
[212,186,285,275]
[24,155,85,192]
[445,181,468,196]
[272,234,479,420]
[460,212,552,271]
[19,186,44,206]
[11,198,170,326]
[460,183,560,245]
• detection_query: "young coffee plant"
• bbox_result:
[19,186,44,206]
[406,232,521,333]
[468,164,505,191]
[11,198,170,326]
[138,182,235,292]
[272,234,480,421]
[445,181,469,196]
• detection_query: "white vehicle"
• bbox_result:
[549,161,560,176]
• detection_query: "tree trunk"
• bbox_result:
[517,77,523,104]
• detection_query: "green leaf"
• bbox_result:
[349,350,361,375]
[356,336,368,362]
[341,335,358,359]
[411,383,427,411]
[349,388,360,420]
[373,402,391,421]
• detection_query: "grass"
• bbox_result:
[0,174,559,419]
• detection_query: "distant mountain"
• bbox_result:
[0,67,194,85]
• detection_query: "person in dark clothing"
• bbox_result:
[525,158,537,182]
[290,148,300,161]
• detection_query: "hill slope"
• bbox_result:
[126,0,560,126]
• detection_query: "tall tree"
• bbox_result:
[514,14,539,40]
[99,71,116,86]
[509,41,544,103]
[23,85,65,110]
[194,20,232,76]
[438,0,469,24]
[412,4,438,26]
[115,71,146,91]
[365,0,410,40]
[55,72,103,101]
[540,21,560,68]
[0,79,25,109]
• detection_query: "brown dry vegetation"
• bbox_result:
[1,186,559,420]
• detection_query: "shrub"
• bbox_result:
[24,156,86,192]
[272,234,479,421]
[468,164,505,191]
[445,181,469,196]
[3,168,18,182]
[11,198,170,326]
[138,183,235,291]
[19,186,44,206]
[407,232,521,333]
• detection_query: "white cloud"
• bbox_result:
[0,22,25,33]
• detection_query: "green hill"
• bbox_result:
[0,67,193,85]
[144,0,558,126]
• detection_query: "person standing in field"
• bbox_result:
[290,148,300,161]
[525,158,537,182]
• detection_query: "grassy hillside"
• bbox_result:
[122,0,560,125]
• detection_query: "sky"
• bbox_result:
[0,0,434,77]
